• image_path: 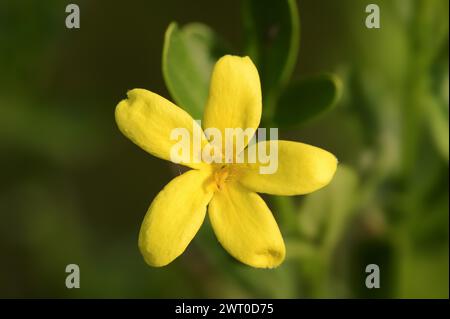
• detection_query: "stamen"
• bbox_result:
[214,166,232,191]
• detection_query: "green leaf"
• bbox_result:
[297,164,359,251]
[273,74,342,127]
[162,22,229,119]
[424,94,449,161]
[426,58,449,161]
[292,162,361,299]
[414,0,449,66]
[243,0,300,106]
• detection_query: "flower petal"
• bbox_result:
[203,55,262,152]
[139,169,214,267]
[116,88,208,169]
[208,182,285,268]
[239,140,338,195]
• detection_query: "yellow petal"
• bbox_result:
[139,169,214,267]
[115,88,207,169]
[239,140,338,195]
[208,182,285,268]
[203,55,262,154]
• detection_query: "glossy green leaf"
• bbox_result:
[243,0,300,102]
[273,74,342,127]
[162,22,228,119]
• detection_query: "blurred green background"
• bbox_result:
[0,0,448,298]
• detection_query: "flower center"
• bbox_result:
[213,165,236,191]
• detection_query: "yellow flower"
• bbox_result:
[115,55,337,268]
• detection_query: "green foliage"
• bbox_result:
[296,165,359,251]
[163,22,229,118]
[424,90,449,161]
[273,74,342,127]
[243,0,300,104]
[163,0,342,125]
[281,166,359,297]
